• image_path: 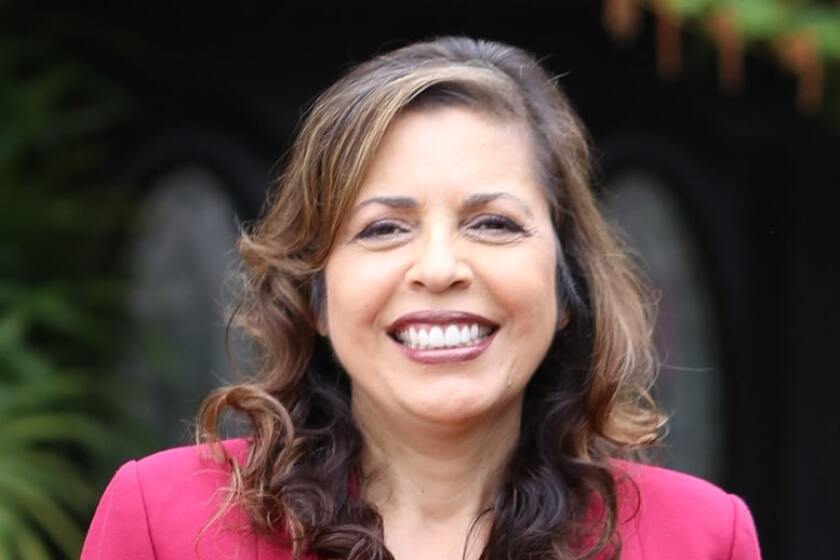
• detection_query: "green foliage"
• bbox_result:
[0,25,137,560]
[798,6,840,58]
[672,0,716,19]
[640,0,840,126]
[666,0,840,59]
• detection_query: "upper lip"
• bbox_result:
[387,310,499,334]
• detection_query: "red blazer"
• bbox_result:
[81,439,761,559]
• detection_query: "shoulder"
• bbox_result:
[611,460,762,560]
[131,437,251,497]
[613,460,735,515]
[127,437,250,520]
[82,439,291,560]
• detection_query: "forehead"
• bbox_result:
[354,106,549,211]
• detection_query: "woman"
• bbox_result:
[82,37,761,559]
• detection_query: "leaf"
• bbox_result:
[0,309,25,348]
[0,413,114,453]
[672,0,716,18]
[0,376,88,416]
[0,341,61,382]
[24,289,102,340]
[0,472,83,558]
[730,0,794,40]
[0,504,55,560]
[796,7,840,58]
[15,528,53,560]
[0,452,95,514]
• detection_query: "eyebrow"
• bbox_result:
[353,196,417,213]
[462,192,533,218]
[353,192,533,218]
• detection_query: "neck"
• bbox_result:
[354,393,522,526]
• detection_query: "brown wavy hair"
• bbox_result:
[198,36,665,560]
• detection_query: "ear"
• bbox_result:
[556,307,570,331]
[315,309,329,337]
[310,272,329,337]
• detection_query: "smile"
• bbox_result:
[393,323,493,349]
[386,310,499,364]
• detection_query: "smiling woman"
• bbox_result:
[324,107,559,432]
[81,37,761,560]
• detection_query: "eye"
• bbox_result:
[355,219,411,240]
[466,214,526,235]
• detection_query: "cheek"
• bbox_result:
[323,251,404,338]
[483,243,558,328]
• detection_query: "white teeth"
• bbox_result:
[418,329,429,348]
[459,325,470,345]
[444,325,460,347]
[395,322,493,350]
[428,326,444,348]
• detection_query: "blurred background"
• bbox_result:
[2,1,838,558]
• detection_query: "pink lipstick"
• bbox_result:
[387,310,499,364]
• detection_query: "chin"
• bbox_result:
[400,386,513,427]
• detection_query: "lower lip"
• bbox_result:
[390,330,497,364]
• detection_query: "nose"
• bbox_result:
[405,226,473,292]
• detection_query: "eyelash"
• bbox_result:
[466,215,526,234]
[355,220,410,240]
[354,214,527,241]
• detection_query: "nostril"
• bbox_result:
[405,260,473,291]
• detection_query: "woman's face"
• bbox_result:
[322,106,560,429]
